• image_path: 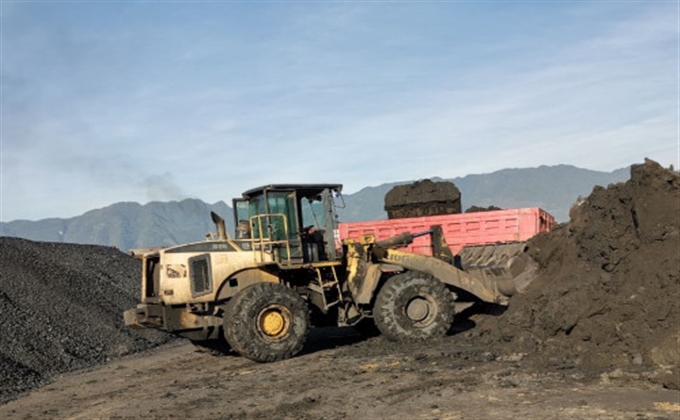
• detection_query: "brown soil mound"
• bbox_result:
[385,179,461,219]
[474,159,679,388]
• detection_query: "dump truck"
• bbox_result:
[339,207,556,255]
[124,184,540,362]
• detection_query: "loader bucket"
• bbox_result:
[457,242,538,298]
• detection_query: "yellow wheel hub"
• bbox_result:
[259,308,288,337]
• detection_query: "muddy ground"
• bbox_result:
[2,332,680,420]
[1,158,679,419]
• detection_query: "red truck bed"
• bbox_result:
[338,207,557,256]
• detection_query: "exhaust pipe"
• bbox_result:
[210,211,228,240]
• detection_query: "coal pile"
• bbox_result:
[385,179,461,219]
[474,159,679,388]
[0,238,172,404]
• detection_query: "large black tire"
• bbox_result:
[374,272,454,342]
[224,282,310,363]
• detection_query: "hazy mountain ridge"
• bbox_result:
[335,165,630,224]
[1,165,631,251]
[2,200,233,251]
[452,165,630,216]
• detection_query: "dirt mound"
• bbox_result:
[473,159,679,388]
[0,238,172,403]
[465,205,503,213]
[385,179,461,219]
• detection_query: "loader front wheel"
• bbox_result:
[224,282,310,362]
[374,272,454,341]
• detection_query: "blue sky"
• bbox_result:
[1,1,678,222]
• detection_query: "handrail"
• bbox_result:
[249,213,293,265]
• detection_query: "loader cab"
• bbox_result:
[232,184,343,265]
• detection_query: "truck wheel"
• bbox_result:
[374,272,454,341]
[224,282,310,362]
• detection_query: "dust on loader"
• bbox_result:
[124,184,535,362]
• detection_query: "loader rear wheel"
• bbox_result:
[223,282,310,363]
[374,272,454,341]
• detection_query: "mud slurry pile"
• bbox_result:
[384,179,462,219]
[0,239,171,403]
[475,159,679,389]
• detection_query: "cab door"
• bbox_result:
[234,191,304,264]
[264,190,303,263]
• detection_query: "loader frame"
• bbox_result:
[124,183,528,362]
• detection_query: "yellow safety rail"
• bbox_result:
[249,214,294,265]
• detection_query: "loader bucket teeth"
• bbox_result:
[458,242,538,297]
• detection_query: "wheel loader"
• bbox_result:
[124,184,535,362]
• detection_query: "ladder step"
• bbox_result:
[310,266,343,310]
[308,282,338,292]
[308,284,323,293]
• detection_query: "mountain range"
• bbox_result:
[1,164,630,251]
